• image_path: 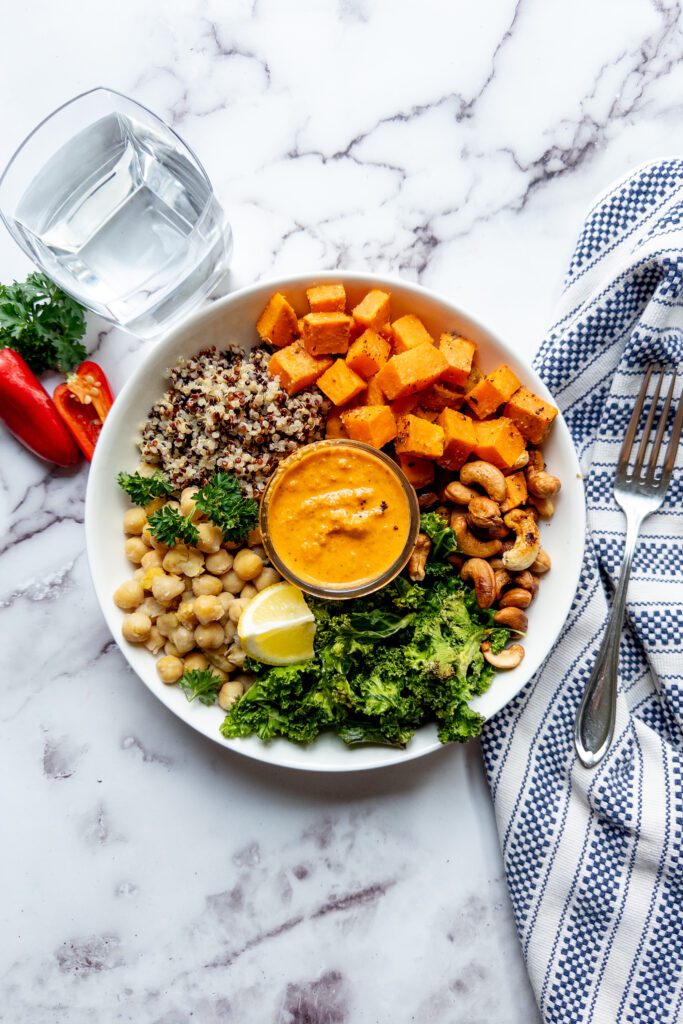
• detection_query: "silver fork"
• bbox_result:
[574,366,683,768]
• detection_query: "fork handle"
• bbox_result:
[574,515,643,768]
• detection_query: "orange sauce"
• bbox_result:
[264,444,412,590]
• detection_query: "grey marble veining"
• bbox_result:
[1,0,682,1020]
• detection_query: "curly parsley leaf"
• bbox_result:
[147,506,199,547]
[117,470,173,506]
[420,512,458,558]
[178,669,224,706]
[194,472,258,541]
[0,272,87,373]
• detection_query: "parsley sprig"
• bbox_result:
[194,472,258,542]
[0,272,87,373]
[178,669,224,706]
[117,471,174,507]
[147,506,199,547]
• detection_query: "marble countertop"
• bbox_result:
[1,1,680,1020]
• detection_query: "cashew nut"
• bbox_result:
[443,480,478,505]
[460,558,496,609]
[493,607,528,632]
[488,557,506,570]
[501,509,540,571]
[494,568,511,599]
[508,450,529,472]
[499,587,532,609]
[434,505,450,524]
[528,494,555,519]
[459,461,507,503]
[408,533,431,581]
[526,450,561,498]
[530,548,551,574]
[514,570,539,595]
[481,642,525,669]
[447,553,465,571]
[417,491,439,510]
[450,513,503,558]
[467,496,503,532]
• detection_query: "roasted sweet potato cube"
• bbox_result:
[256,292,299,348]
[351,289,391,330]
[306,283,346,313]
[500,470,528,513]
[414,407,440,424]
[301,312,352,357]
[345,329,391,379]
[466,364,521,419]
[375,344,448,402]
[420,381,465,412]
[437,409,477,471]
[438,333,476,387]
[391,314,434,354]
[473,417,526,470]
[504,386,558,444]
[395,414,445,459]
[268,344,333,396]
[326,411,348,439]
[365,374,388,406]
[342,405,397,449]
[390,394,421,418]
[317,360,367,406]
[397,454,435,489]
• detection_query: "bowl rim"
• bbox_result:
[85,268,586,772]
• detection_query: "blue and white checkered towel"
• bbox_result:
[482,160,683,1024]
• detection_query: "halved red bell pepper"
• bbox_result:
[0,348,81,466]
[53,360,114,460]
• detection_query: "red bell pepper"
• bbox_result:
[53,360,114,460]
[0,348,81,466]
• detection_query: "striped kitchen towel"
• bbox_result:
[481,159,683,1024]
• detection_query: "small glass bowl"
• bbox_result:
[259,439,420,601]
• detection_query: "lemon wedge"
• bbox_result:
[238,583,316,666]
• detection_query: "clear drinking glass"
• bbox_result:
[0,88,232,338]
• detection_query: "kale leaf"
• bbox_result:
[419,512,458,558]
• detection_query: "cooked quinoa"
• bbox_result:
[138,346,328,495]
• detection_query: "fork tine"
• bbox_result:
[617,367,653,475]
[633,369,664,477]
[646,370,676,483]
[661,384,683,480]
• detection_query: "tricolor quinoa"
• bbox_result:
[138,346,328,496]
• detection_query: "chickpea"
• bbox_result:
[247,527,263,547]
[221,570,244,595]
[171,625,196,655]
[228,598,251,624]
[133,567,145,581]
[254,567,281,592]
[218,679,245,710]
[140,565,165,591]
[194,622,225,650]
[163,545,204,578]
[180,486,200,518]
[164,641,180,658]
[240,583,258,601]
[145,626,165,654]
[157,612,179,638]
[137,461,159,478]
[123,507,147,535]
[140,524,155,547]
[113,579,144,611]
[141,549,163,570]
[218,592,234,616]
[223,620,237,643]
[157,655,184,684]
[227,643,246,667]
[250,545,267,561]
[197,522,223,554]
[122,612,152,643]
[192,574,222,597]
[205,645,233,673]
[233,549,263,582]
[184,652,209,672]
[194,594,224,624]
[152,573,185,605]
[233,673,255,692]
[205,550,232,575]
[177,601,197,628]
[144,496,166,516]
[124,537,148,565]
[183,579,194,593]
[210,667,229,683]
[137,597,163,620]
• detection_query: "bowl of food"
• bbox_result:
[85,272,585,772]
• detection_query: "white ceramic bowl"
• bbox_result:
[86,271,585,772]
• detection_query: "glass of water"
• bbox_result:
[0,88,232,338]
